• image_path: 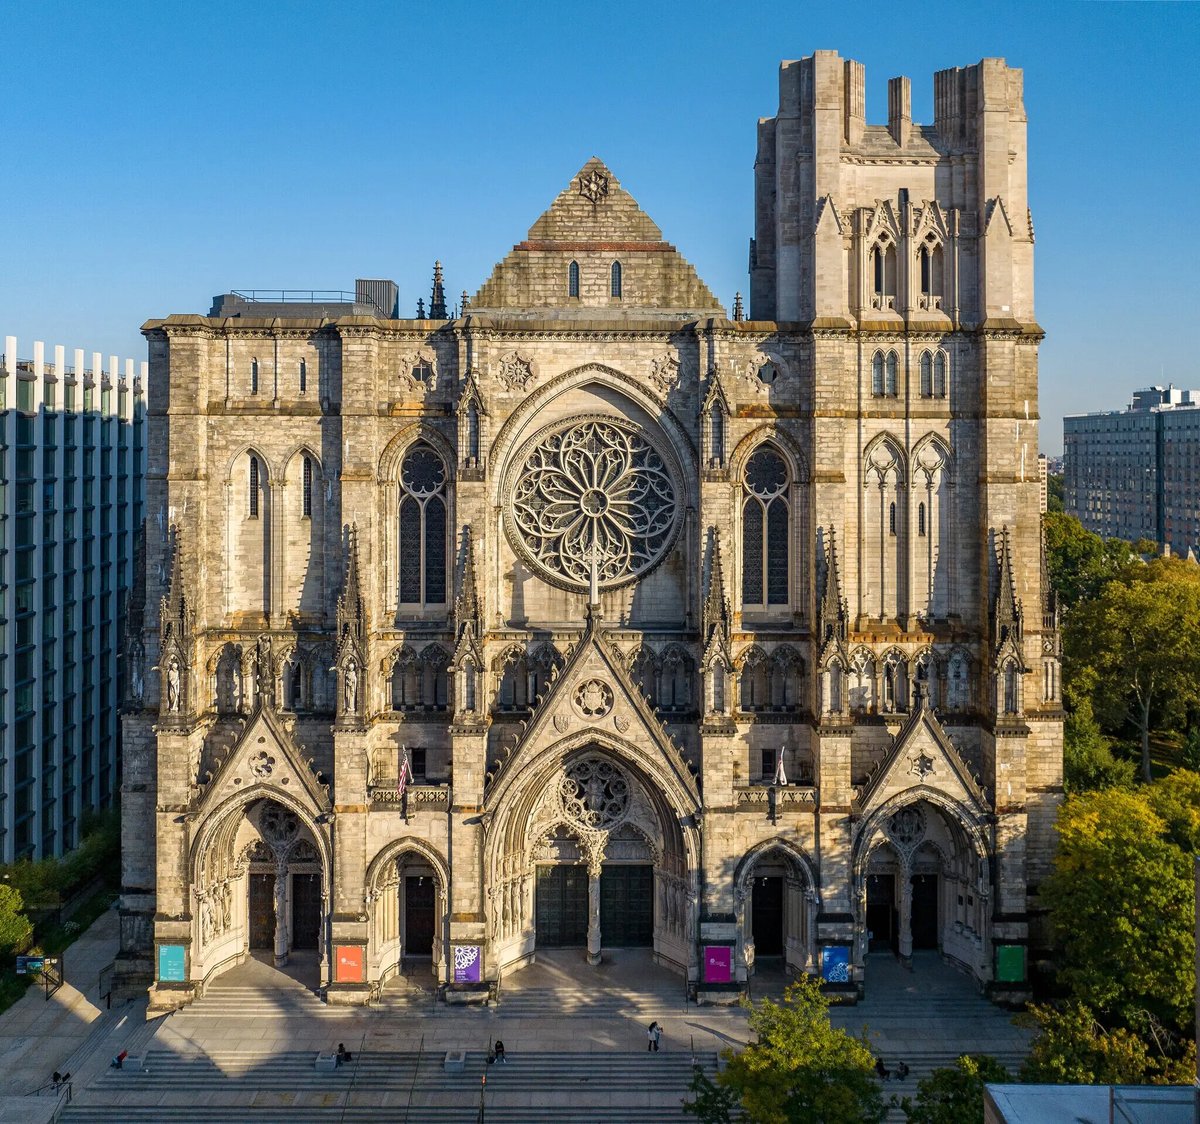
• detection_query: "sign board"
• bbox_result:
[334,945,364,983]
[820,945,851,983]
[15,955,45,976]
[702,945,732,984]
[452,945,481,984]
[157,944,186,983]
[995,944,1025,983]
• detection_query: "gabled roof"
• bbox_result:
[471,158,724,319]
[855,698,989,818]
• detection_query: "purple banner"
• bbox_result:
[703,945,732,983]
[453,945,481,983]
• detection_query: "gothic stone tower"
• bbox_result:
[117,52,1061,1009]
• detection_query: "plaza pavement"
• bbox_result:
[0,905,1033,1122]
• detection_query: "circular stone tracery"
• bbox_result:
[559,757,630,829]
[506,416,681,591]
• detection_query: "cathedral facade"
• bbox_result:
[118,51,1062,1008]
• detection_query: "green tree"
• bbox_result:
[1043,511,1131,612]
[1066,558,1200,780]
[1062,698,1136,792]
[900,1055,1011,1124]
[1021,1003,1156,1085]
[0,884,33,956]
[683,977,886,1124]
[1043,787,1195,1031]
[1046,472,1064,514]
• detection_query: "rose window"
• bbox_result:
[507,417,680,591]
[560,757,630,829]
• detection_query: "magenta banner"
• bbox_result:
[453,945,481,983]
[703,945,732,983]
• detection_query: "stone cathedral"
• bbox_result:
[118,51,1062,1009]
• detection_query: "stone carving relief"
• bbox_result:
[506,416,681,591]
[249,750,276,779]
[648,353,680,393]
[573,679,614,720]
[398,349,438,393]
[497,352,535,392]
[578,168,609,204]
[560,756,630,829]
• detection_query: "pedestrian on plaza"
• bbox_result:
[336,1043,352,1066]
[895,1060,909,1081]
[647,1021,661,1052]
[874,1058,891,1081]
[494,1039,506,1064]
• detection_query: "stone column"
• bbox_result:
[274,859,290,967]
[587,860,602,966]
[898,869,913,967]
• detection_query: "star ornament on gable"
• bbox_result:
[578,168,609,204]
[909,753,935,781]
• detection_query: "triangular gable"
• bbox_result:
[913,200,950,243]
[984,195,1013,236]
[814,194,844,236]
[487,618,700,809]
[471,158,723,317]
[194,706,331,817]
[866,198,901,244]
[855,702,988,818]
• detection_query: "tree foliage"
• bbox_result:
[1044,785,1195,1032]
[1062,697,1136,792]
[1021,1002,1195,1085]
[683,977,886,1124]
[1065,557,1200,781]
[1043,511,1133,613]
[899,1054,1011,1124]
[0,884,32,955]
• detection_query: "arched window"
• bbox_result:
[920,352,932,398]
[610,261,622,298]
[286,660,304,711]
[889,501,897,535]
[299,359,307,395]
[872,352,884,397]
[463,660,477,711]
[934,351,948,398]
[708,401,725,467]
[918,502,926,537]
[250,358,260,396]
[1003,661,1020,715]
[885,351,898,397]
[302,455,313,518]
[871,237,897,309]
[919,236,944,309]
[466,401,480,464]
[249,455,260,517]
[741,447,790,607]
[398,444,448,606]
[568,260,580,298]
[712,663,726,713]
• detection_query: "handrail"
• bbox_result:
[402,1033,424,1123]
[48,1082,72,1123]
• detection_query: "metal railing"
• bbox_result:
[231,290,357,304]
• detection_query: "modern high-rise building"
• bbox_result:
[0,337,146,860]
[118,51,1061,1010]
[1064,385,1200,553]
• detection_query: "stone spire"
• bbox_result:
[819,528,848,645]
[454,525,482,643]
[703,530,731,652]
[430,261,447,320]
[992,527,1022,648]
[416,296,426,319]
[732,292,744,322]
[460,290,470,314]
[336,525,366,651]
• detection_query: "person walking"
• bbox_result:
[493,1039,506,1064]
[647,1021,661,1052]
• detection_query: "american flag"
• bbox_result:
[773,747,788,787]
[397,747,413,800]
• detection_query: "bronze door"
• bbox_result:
[249,873,276,949]
[291,872,321,950]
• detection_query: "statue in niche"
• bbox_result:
[166,658,181,712]
[343,660,358,714]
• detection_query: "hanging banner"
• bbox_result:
[157,944,186,983]
[820,945,850,983]
[335,945,364,983]
[453,945,481,983]
[702,945,732,983]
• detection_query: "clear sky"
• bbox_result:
[2,0,1197,455]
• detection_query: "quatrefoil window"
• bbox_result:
[249,750,276,779]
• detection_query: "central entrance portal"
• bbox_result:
[751,876,784,956]
[600,865,653,947]
[405,876,436,956]
[535,865,589,947]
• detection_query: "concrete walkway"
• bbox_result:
[0,904,155,1122]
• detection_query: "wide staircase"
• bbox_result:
[60,1048,720,1122]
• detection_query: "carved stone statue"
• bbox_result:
[166,657,181,712]
[343,660,358,714]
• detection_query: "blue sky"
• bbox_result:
[2,0,1197,454]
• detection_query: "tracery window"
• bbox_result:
[885,352,898,397]
[568,260,580,298]
[398,444,447,607]
[302,455,313,518]
[872,352,884,397]
[933,351,948,398]
[741,447,790,607]
[920,352,933,398]
[391,645,450,710]
[610,261,622,298]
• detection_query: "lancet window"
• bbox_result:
[741,447,790,608]
[398,444,448,607]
